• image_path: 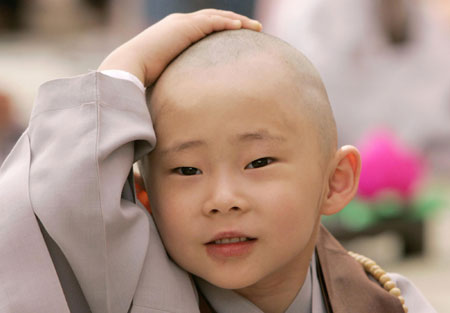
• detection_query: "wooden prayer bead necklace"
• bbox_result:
[348,251,408,313]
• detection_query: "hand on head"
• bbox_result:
[98,9,262,86]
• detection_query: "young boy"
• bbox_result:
[0,9,435,313]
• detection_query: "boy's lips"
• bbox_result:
[205,231,257,245]
[205,231,257,259]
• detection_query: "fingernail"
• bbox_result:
[252,20,263,30]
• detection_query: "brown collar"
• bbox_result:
[315,225,405,313]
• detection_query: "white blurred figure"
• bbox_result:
[257,0,450,174]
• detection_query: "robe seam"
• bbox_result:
[94,72,110,312]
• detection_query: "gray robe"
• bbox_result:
[0,72,199,313]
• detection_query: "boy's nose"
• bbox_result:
[201,175,249,216]
[207,205,242,215]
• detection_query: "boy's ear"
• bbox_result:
[321,145,361,216]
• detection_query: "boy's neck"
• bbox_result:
[235,262,310,313]
[234,226,319,313]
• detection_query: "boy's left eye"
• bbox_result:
[245,157,274,169]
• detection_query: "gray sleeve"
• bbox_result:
[1,131,73,313]
[28,72,155,313]
[389,272,437,313]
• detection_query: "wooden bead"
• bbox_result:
[398,296,405,304]
[356,255,365,263]
[384,280,396,290]
[364,260,376,272]
[379,274,391,284]
[403,304,408,312]
[389,287,402,297]
[369,265,380,273]
[373,268,385,279]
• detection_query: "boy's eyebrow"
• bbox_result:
[160,130,285,155]
[160,140,205,155]
[236,130,286,142]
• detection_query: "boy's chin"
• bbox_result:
[197,273,258,290]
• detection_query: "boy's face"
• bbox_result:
[145,55,331,290]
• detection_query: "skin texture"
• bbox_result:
[141,36,361,312]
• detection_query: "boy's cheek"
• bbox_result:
[147,203,179,245]
[148,192,183,226]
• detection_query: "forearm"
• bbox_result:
[28,72,155,313]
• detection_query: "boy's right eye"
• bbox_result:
[173,167,202,176]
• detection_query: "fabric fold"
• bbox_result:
[0,133,70,313]
[28,72,155,313]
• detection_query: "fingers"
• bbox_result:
[98,9,263,87]
[178,10,262,47]
[190,15,242,37]
[206,15,243,32]
[192,9,262,31]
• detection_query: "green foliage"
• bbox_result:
[322,187,447,231]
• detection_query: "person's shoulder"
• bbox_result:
[388,272,437,313]
[349,251,436,313]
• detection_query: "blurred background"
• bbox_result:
[1,0,449,310]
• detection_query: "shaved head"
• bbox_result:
[148,29,337,162]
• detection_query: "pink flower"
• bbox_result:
[357,129,426,201]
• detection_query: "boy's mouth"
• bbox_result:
[205,232,257,258]
[208,237,256,245]
[205,231,257,245]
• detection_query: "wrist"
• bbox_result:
[98,49,146,86]
[100,70,146,93]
